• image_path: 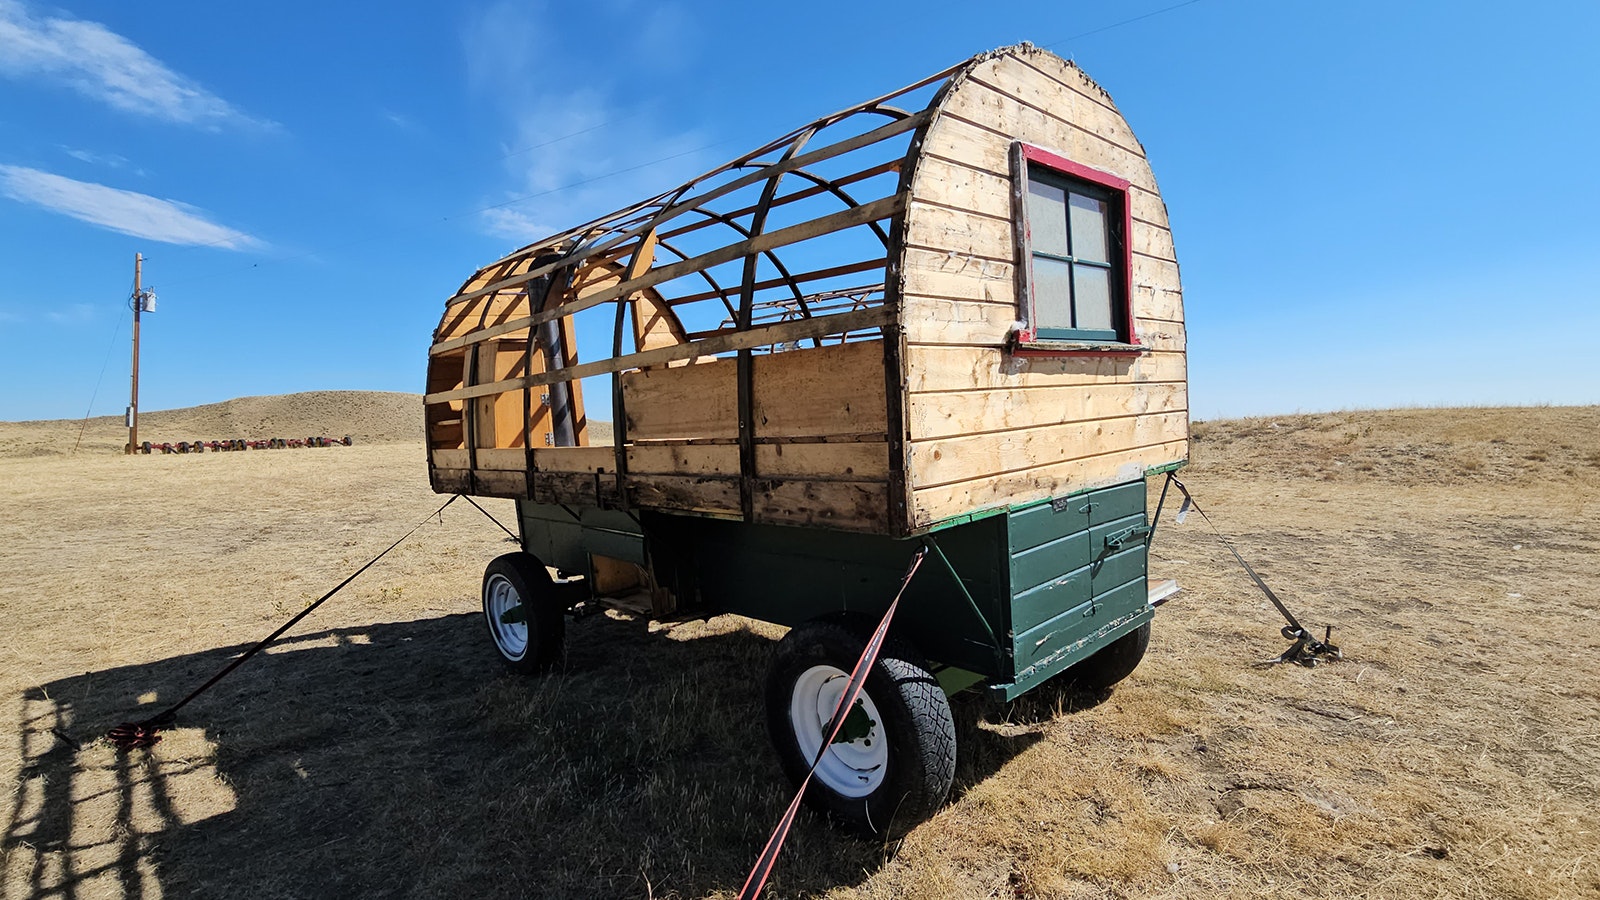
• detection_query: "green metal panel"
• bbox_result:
[657,513,1011,678]
[517,502,587,574]
[515,502,646,574]
[994,479,1151,700]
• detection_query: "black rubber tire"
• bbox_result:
[765,619,956,839]
[140,441,151,454]
[1063,621,1151,692]
[481,553,565,674]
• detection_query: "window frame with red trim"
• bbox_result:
[1009,141,1140,356]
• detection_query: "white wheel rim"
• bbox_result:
[789,664,888,797]
[484,573,528,660]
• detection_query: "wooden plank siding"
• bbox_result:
[425,44,1185,536]
[897,46,1188,529]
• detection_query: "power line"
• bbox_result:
[1042,0,1207,49]
[71,295,128,453]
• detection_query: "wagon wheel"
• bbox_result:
[481,553,565,674]
[140,441,152,454]
[765,618,956,839]
[1060,621,1151,692]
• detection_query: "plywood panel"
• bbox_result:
[907,381,1188,442]
[909,411,1189,488]
[623,360,737,440]
[910,438,1189,528]
[622,341,887,441]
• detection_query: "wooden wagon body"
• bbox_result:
[426,43,1187,833]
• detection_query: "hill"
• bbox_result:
[0,390,425,458]
[0,390,622,458]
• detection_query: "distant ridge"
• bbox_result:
[0,391,423,458]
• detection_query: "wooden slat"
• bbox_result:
[429,307,891,405]
[620,443,889,480]
[628,474,742,517]
[432,194,904,356]
[902,200,1012,263]
[753,480,890,532]
[967,54,1146,159]
[433,449,469,469]
[908,410,1188,489]
[902,296,1186,350]
[925,111,1155,205]
[901,246,1015,304]
[918,136,1168,226]
[476,448,528,471]
[441,112,929,312]
[905,345,1187,393]
[531,446,615,473]
[907,381,1188,442]
[629,444,740,476]
[910,438,1189,528]
[755,442,888,479]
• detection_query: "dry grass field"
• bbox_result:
[2,395,1597,899]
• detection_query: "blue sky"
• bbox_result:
[1,0,1596,423]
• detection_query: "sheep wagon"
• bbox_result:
[425,44,1187,836]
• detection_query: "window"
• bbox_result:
[1011,142,1137,353]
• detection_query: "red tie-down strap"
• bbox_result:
[736,547,927,900]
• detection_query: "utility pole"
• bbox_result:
[127,253,150,454]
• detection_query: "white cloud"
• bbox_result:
[462,1,713,245]
[479,207,558,243]
[61,146,136,171]
[0,166,262,249]
[0,0,273,130]
[46,302,96,324]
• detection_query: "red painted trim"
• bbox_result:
[1016,142,1140,349]
[1020,143,1131,192]
[1011,346,1143,359]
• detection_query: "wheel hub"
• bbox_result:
[790,665,888,797]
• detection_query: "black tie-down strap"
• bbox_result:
[97,495,470,752]
[1167,475,1342,668]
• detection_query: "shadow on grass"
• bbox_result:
[4,611,1069,899]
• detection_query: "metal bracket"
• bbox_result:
[1258,624,1343,668]
[1104,523,1151,550]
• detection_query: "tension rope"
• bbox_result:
[735,547,928,900]
[95,493,502,753]
[1164,473,1342,667]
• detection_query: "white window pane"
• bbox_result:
[1073,265,1114,331]
[1068,192,1109,264]
[1026,180,1069,255]
[1033,256,1072,327]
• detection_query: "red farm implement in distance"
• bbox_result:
[136,436,353,454]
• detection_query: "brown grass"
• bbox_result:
[3,397,1597,898]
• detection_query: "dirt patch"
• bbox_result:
[2,402,1597,898]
